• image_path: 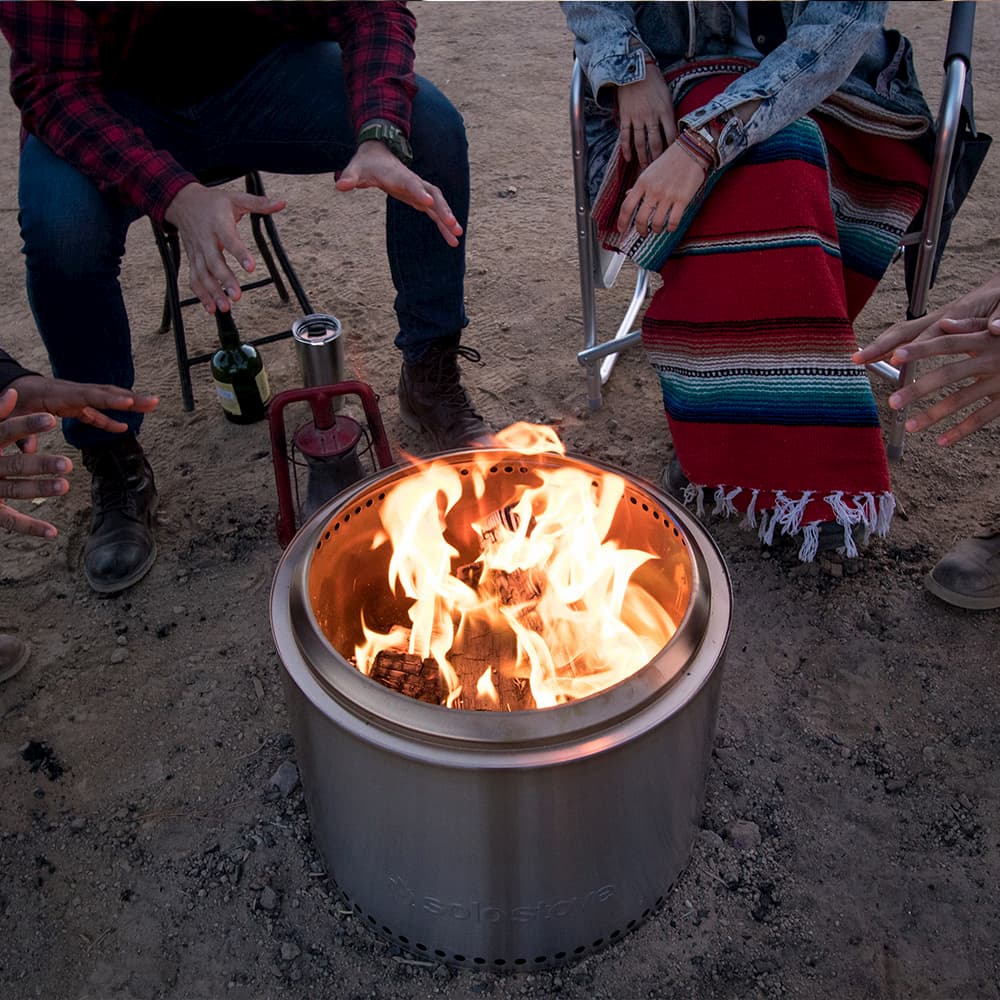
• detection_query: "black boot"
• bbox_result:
[81,434,157,594]
[398,335,493,450]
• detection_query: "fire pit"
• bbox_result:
[270,429,731,969]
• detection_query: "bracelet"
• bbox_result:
[676,131,713,172]
[679,126,719,169]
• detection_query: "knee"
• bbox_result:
[410,79,468,174]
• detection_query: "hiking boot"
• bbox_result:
[398,335,493,450]
[81,434,157,595]
[816,521,868,554]
[662,456,690,500]
[924,530,1000,610]
[0,635,30,684]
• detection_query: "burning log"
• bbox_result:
[369,650,447,704]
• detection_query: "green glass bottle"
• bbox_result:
[211,309,271,424]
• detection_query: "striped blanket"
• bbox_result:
[592,65,929,559]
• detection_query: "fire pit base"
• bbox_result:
[271,449,731,970]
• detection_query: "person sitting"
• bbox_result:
[0,347,157,681]
[0,1,491,595]
[855,271,1000,609]
[563,1,933,559]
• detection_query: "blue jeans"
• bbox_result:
[18,42,470,448]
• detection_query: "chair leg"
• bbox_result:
[251,211,289,302]
[153,230,182,336]
[150,222,196,412]
[245,171,313,315]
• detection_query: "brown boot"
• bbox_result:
[925,530,1000,610]
[0,635,30,683]
[398,335,493,451]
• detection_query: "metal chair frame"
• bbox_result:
[570,2,982,461]
[150,170,314,412]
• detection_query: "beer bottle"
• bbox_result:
[211,308,271,424]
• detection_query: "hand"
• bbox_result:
[336,142,463,247]
[8,374,159,432]
[854,271,1000,366]
[616,141,708,237]
[0,388,72,538]
[164,182,287,313]
[616,65,677,170]
[853,272,1000,446]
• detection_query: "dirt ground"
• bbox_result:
[1,3,999,999]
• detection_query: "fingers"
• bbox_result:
[899,378,996,434]
[77,407,131,433]
[853,314,937,364]
[619,123,633,164]
[893,330,995,364]
[415,182,462,247]
[0,451,73,499]
[337,150,462,247]
[0,411,56,448]
[190,244,244,314]
[936,397,1000,445]
[0,501,58,539]
[0,387,16,421]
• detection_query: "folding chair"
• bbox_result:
[571,56,651,412]
[569,1,991,462]
[872,0,990,458]
[150,170,315,412]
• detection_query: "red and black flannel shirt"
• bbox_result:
[0,1,418,225]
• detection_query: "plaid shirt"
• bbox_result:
[0,1,418,225]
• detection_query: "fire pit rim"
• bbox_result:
[271,447,732,753]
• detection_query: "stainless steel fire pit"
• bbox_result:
[270,448,731,970]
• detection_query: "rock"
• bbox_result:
[726,819,762,850]
[259,886,278,912]
[69,816,87,832]
[698,829,725,851]
[110,648,128,664]
[279,941,300,961]
[269,762,299,797]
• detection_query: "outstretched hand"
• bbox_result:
[164,182,287,314]
[854,272,1000,446]
[9,374,159,433]
[0,388,72,538]
[336,141,463,247]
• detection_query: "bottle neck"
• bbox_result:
[215,309,241,348]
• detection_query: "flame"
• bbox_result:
[353,424,677,709]
[476,668,499,706]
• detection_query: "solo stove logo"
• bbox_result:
[387,873,616,923]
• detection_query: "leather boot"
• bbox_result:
[925,529,1000,610]
[81,434,158,594]
[0,635,30,684]
[398,335,493,450]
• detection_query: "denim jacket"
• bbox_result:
[563,1,932,193]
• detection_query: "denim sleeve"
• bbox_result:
[561,2,652,105]
[679,1,889,168]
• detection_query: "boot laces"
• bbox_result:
[423,344,483,414]
[90,449,146,519]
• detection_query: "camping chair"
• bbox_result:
[570,1,991,461]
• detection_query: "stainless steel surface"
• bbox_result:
[271,450,731,970]
[571,60,649,410]
[293,313,346,394]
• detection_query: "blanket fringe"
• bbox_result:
[672,482,896,562]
